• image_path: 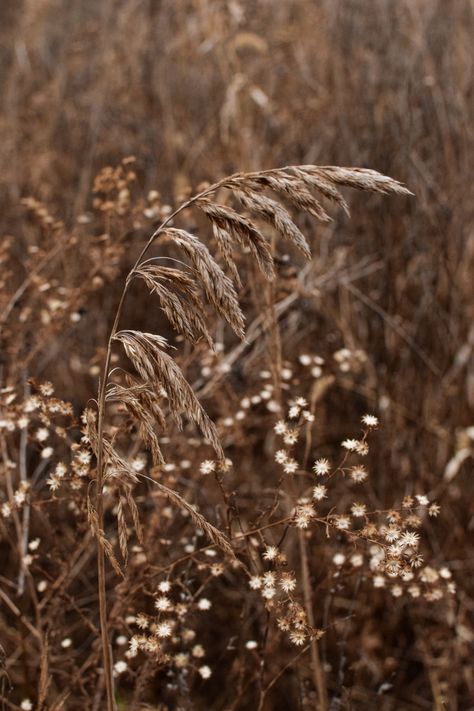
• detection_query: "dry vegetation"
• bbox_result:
[1,1,473,710]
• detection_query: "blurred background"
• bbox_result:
[1,1,473,708]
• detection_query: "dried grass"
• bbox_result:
[0,2,472,709]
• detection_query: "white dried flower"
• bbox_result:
[200,460,216,475]
[249,576,262,590]
[154,596,173,611]
[156,622,172,638]
[351,503,366,517]
[262,572,276,587]
[197,598,212,610]
[355,441,369,456]
[350,553,364,567]
[313,458,330,476]
[134,613,147,629]
[114,660,128,674]
[279,573,297,593]
[283,459,298,474]
[283,430,298,445]
[289,630,306,645]
[312,485,327,501]
[14,490,26,505]
[263,546,279,561]
[399,531,420,549]
[350,466,368,483]
[439,567,452,579]
[28,538,40,551]
[24,396,40,412]
[384,526,400,542]
[266,399,281,413]
[77,450,92,465]
[55,463,67,477]
[40,382,54,396]
[275,450,288,464]
[362,414,379,428]
[174,653,189,668]
[274,420,287,435]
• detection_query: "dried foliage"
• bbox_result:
[0,2,473,710]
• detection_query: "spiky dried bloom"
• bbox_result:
[313,458,330,476]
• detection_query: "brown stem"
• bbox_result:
[94,175,236,710]
[298,529,328,710]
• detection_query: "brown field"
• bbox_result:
[0,2,473,709]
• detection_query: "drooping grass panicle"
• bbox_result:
[160,228,246,339]
[106,380,166,466]
[233,189,312,259]
[310,166,414,196]
[84,407,140,483]
[133,264,213,346]
[251,171,332,223]
[195,199,275,280]
[113,330,224,460]
[87,497,123,577]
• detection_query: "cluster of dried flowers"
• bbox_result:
[269,402,453,602]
